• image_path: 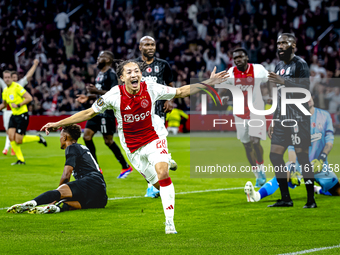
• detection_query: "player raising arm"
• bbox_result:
[7,124,108,214]
[0,69,47,165]
[41,60,227,234]
[1,59,39,156]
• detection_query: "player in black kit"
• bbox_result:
[77,51,132,179]
[267,33,315,208]
[135,36,178,197]
[7,124,108,214]
[136,36,174,119]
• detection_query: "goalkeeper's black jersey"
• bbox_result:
[273,55,310,122]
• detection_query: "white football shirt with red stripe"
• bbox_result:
[92,81,177,154]
[225,64,268,119]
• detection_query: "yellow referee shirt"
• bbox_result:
[2,82,28,115]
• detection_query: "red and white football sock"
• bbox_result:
[159,177,175,221]
[252,165,259,178]
[256,160,264,173]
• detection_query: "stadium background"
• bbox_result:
[2,1,340,254]
[0,0,340,132]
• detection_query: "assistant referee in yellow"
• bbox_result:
[0,70,47,165]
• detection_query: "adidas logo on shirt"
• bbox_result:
[125,105,131,110]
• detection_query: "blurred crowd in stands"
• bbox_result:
[0,0,340,129]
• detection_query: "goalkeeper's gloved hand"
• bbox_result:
[288,162,301,186]
[311,153,327,173]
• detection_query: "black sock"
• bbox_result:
[297,152,315,203]
[84,139,98,163]
[270,152,292,202]
[277,177,291,202]
[109,142,129,169]
[33,190,61,206]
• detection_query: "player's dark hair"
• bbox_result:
[3,70,11,74]
[112,59,148,78]
[233,48,248,56]
[11,71,18,77]
[280,33,296,43]
[101,50,114,64]
[62,124,82,141]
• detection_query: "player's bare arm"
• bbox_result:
[86,84,108,95]
[76,84,108,104]
[174,67,228,98]
[25,59,39,81]
[268,121,275,139]
[322,142,333,155]
[268,72,285,85]
[59,165,73,186]
[41,108,98,135]
[0,100,7,111]
[76,94,89,103]
[11,92,32,109]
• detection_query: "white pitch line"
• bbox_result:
[278,244,340,255]
[108,187,243,200]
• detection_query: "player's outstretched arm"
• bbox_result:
[25,59,39,81]
[41,108,98,135]
[0,100,7,111]
[174,67,228,98]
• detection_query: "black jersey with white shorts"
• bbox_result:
[86,68,118,134]
[135,57,173,120]
[272,56,311,149]
[65,143,107,209]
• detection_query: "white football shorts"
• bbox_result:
[234,115,266,143]
[2,110,12,130]
[126,137,171,185]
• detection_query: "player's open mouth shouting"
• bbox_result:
[131,79,139,88]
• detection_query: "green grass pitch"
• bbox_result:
[1,133,340,254]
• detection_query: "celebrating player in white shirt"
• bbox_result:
[223,48,269,187]
[41,60,228,234]
[1,59,39,155]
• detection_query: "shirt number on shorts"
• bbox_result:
[101,118,107,133]
[156,139,166,149]
[291,134,301,145]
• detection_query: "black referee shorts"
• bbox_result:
[67,173,108,209]
[271,119,311,149]
[8,112,29,135]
